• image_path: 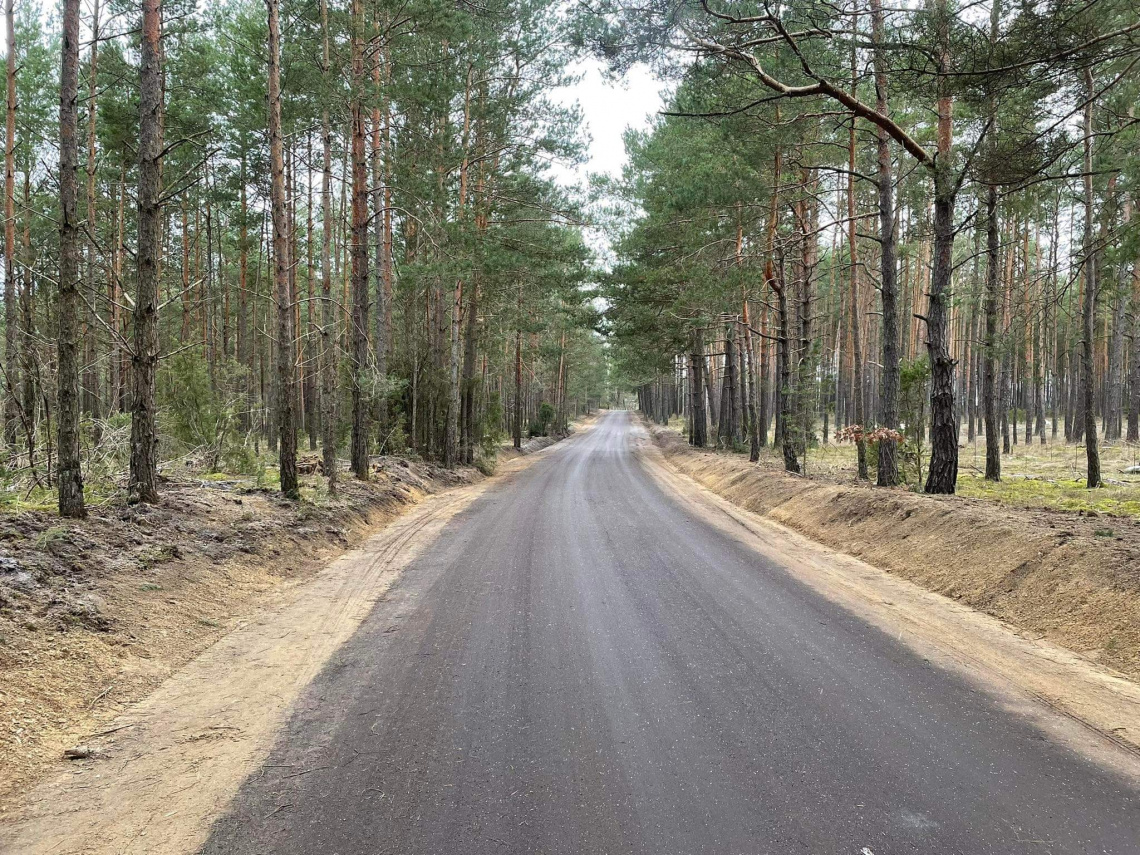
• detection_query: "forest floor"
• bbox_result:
[726,419,1140,518]
[651,420,1140,684]
[0,452,486,810]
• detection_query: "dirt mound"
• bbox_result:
[651,426,1140,682]
[0,459,480,810]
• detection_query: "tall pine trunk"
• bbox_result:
[320,0,337,492]
[445,67,474,469]
[128,0,162,504]
[370,23,388,439]
[57,0,85,517]
[1080,67,1101,488]
[348,0,370,480]
[689,328,707,448]
[1128,239,1140,441]
[983,186,1001,481]
[847,150,867,480]
[775,254,799,473]
[83,0,101,444]
[268,0,298,498]
[872,0,900,487]
[923,4,959,495]
[3,0,17,448]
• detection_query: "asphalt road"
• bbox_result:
[202,411,1140,855]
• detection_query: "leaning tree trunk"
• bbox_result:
[268,0,298,498]
[57,0,85,518]
[128,0,163,505]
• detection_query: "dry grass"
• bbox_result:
[669,415,1140,519]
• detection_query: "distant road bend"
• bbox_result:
[204,410,1140,855]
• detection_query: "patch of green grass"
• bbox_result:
[659,412,1140,520]
[35,526,72,551]
[956,473,1140,520]
[136,544,179,569]
[473,454,496,476]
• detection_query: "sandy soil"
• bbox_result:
[0,457,478,811]
[0,430,579,855]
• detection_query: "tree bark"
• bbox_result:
[1128,264,1140,441]
[320,0,337,492]
[445,67,474,468]
[513,281,522,450]
[57,0,85,517]
[3,0,17,448]
[871,0,900,487]
[718,323,738,448]
[742,304,760,461]
[983,186,1001,481]
[847,146,867,480]
[83,0,101,443]
[1106,288,1125,440]
[923,3,959,495]
[689,328,707,448]
[1081,67,1101,488]
[348,0,370,480]
[371,21,388,438]
[775,254,799,473]
[268,0,298,498]
[128,0,163,505]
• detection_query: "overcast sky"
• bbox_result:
[550,59,665,188]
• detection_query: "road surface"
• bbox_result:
[202,411,1140,854]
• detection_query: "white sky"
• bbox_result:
[549,59,666,265]
[550,59,665,187]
